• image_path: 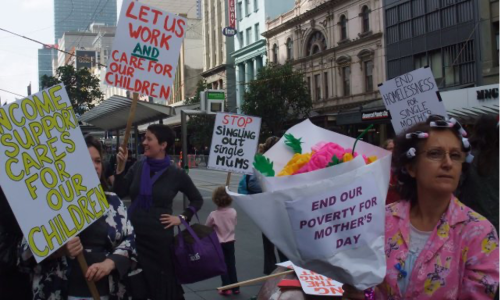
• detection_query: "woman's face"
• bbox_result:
[88,146,102,178]
[143,130,166,159]
[407,130,463,196]
[386,141,394,152]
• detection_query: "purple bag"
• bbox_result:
[172,208,227,284]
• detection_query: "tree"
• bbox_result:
[185,79,215,150]
[40,65,104,116]
[242,63,312,136]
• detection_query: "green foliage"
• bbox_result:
[327,155,341,167]
[242,63,312,136]
[40,65,103,116]
[185,79,208,105]
[284,133,303,154]
[253,154,275,177]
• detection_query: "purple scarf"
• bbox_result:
[129,155,170,213]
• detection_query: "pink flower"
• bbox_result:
[294,143,346,174]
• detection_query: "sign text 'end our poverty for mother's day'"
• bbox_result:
[287,176,382,258]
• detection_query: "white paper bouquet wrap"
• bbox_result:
[227,119,391,290]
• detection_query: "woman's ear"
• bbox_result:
[405,163,416,178]
[161,142,168,152]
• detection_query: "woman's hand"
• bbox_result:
[160,214,182,229]
[116,146,128,174]
[341,284,365,300]
[64,237,83,258]
[86,258,115,282]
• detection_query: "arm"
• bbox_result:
[205,212,214,227]
[459,224,499,299]
[113,159,140,199]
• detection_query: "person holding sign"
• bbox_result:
[342,115,499,299]
[114,124,203,300]
[19,135,137,300]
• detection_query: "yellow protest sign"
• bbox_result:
[0,84,108,262]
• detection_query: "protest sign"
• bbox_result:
[285,175,383,258]
[104,0,186,100]
[0,84,107,263]
[277,261,344,296]
[208,113,261,174]
[379,67,447,134]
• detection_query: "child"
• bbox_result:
[206,186,239,296]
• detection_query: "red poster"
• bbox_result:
[228,0,236,28]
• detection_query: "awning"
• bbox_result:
[79,95,175,131]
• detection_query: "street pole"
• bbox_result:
[181,110,188,209]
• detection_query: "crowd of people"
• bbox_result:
[0,115,498,300]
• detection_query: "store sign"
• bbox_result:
[228,0,236,28]
[477,88,499,100]
[75,50,96,69]
[222,27,237,37]
[362,110,390,121]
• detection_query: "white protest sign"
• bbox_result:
[285,175,383,259]
[276,261,344,296]
[379,67,447,134]
[208,113,261,174]
[0,84,108,263]
[105,0,186,100]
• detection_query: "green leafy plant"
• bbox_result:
[284,133,303,154]
[253,154,275,177]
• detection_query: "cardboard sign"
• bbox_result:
[208,113,261,174]
[105,0,186,100]
[277,261,344,296]
[285,175,383,259]
[379,67,447,134]
[0,84,108,263]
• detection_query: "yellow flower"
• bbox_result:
[342,153,354,162]
[278,152,312,176]
[366,156,378,164]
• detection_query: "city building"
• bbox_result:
[201,0,237,112]
[140,0,202,19]
[54,0,117,43]
[232,0,295,112]
[476,0,500,85]
[263,0,388,144]
[383,0,499,123]
[37,45,58,90]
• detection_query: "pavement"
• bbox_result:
[123,168,267,300]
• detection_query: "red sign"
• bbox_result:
[228,0,236,28]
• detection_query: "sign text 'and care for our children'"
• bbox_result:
[105,0,186,100]
[208,113,261,174]
[286,176,383,258]
[0,84,106,262]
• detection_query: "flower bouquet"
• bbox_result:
[228,119,392,290]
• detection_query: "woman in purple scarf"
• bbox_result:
[114,124,203,300]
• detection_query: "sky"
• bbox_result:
[0,0,123,104]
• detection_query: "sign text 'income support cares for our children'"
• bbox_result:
[105,0,186,100]
[208,113,261,174]
[0,84,107,262]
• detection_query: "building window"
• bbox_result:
[342,66,350,96]
[362,6,370,33]
[429,50,443,86]
[324,72,329,98]
[307,31,327,56]
[307,77,311,94]
[239,31,243,47]
[365,61,373,92]
[254,0,258,11]
[495,21,499,66]
[237,2,242,21]
[314,74,321,101]
[246,27,252,45]
[286,38,293,60]
[340,15,347,40]
[254,23,260,42]
[245,0,250,16]
[272,44,278,63]
[414,53,426,69]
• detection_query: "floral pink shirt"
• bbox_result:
[377,197,499,299]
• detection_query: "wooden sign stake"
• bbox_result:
[76,253,100,300]
[218,269,295,291]
[117,92,139,172]
[225,172,232,187]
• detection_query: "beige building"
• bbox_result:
[140,0,201,19]
[201,0,236,112]
[263,0,388,143]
